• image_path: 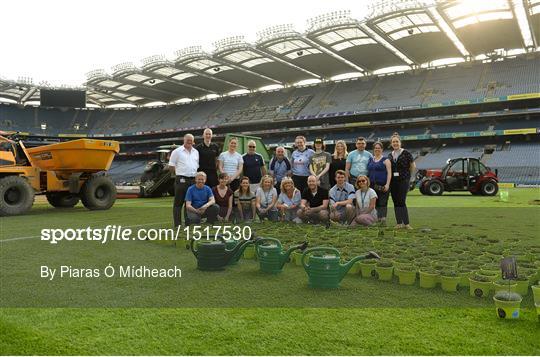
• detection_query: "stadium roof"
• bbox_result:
[1,0,538,107]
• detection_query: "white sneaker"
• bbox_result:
[293,217,303,224]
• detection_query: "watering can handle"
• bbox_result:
[189,239,197,257]
[190,235,226,256]
[255,237,282,254]
[301,246,340,269]
[214,234,227,243]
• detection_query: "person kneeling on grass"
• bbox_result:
[328,170,356,225]
[212,173,233,222]
[351,175,378,227]
[235,176,256,222]
[255,175,279,221]
[185,171,219,225]
[297,175,329,224]
[276,177,302,223]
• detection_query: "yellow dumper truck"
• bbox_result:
[0,133,119,216]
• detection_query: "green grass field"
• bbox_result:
[1,188,539,355]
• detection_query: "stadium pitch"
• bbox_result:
[0,188,539,355]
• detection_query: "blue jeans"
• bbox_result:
[258,208,279,222]
[281,208,298,222]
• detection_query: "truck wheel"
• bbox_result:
[46,192,80,208]
[481,181,498,196]
[80,176,117,210]
[0,176,35,216]
[427,180,443,196]
[419,183,427,195]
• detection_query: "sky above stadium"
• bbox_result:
[1,0,371,86]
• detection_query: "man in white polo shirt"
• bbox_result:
[169,133,199,227]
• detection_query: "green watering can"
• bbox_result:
[302,247,380,289]
[255,238,308,274]
[190,235,258,271]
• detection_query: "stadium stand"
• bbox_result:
[484,142,540,184]
[107,160,147,185]
[415,145,480,170]
[2,55,538,136]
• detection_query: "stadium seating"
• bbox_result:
[1,55,538,185]
[481,57,540,97]
[1,55,538,135]
[108,160,147,184]
[484,142,540,184]
[415,145,480,170]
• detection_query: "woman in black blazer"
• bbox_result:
[388,133,415,230]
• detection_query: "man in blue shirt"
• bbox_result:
[185,172,219,225]
[269,146,291,194]
[328,170,356,224]
[346,136,373,185]
[242,140,266,192]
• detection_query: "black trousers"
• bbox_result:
[200,168,218,188]
[275,182,282,195]
[229,178,240,192]
[390,179,410,225]
[173,176,194,227]
[373,186,389,219]
[186,204,220,224]
[292,175,308,193]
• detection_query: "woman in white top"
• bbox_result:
[255,175,278,222]
[351,175,378,226]
[218,137,243,192]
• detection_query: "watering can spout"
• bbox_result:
[280,241,308,269]
[226,236,260,265]
[339,251,381,281]
[365,251,381,260]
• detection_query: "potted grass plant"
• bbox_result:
[493,291,523,319]
[458,267,473,287]
[438,257,459,268]
[440,269,461,292]
[344,254,361,275]
[242,243,255,260]
[532,282,540,305]
[374,259,394,281]
[493,279,517,294]
[514,275,530,296]
[477,270,499,282]
[359,258,378,278]
[395,264,417,285]
[469,273,493,298]
[480,263,500,277]
[394,257,413,269]
[419,268,439,289]
[290,250,303,266]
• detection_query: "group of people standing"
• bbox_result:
[168,129,415,230]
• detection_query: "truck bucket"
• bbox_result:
[26,139,120,174]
